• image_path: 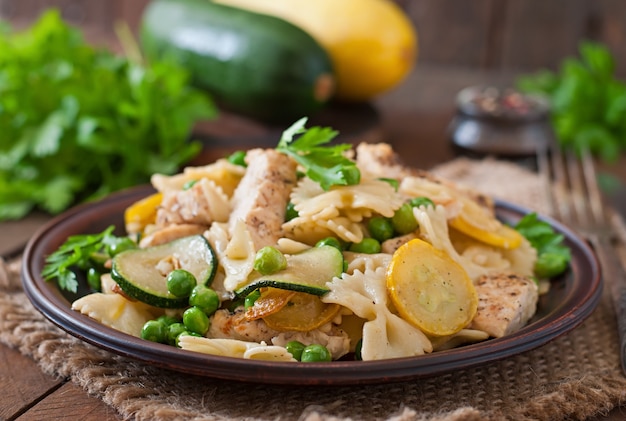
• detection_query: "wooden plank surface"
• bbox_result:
[0,344,62,420]
[16,381,123,421]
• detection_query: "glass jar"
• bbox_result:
[449,85,555,158]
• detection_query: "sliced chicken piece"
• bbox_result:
[469,273,538,338]
[381,232,417,255]
[229,149,298,249]
[139,223,205,248]
[356,142,423,179]
[209,308,280,343]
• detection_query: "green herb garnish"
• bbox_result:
[0,10,216,221]
[517,41,626,162]
[42,226,122,293]
[277,117,360,190]
[514,213,572,278]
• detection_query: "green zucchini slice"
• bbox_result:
[111,235,217,308]
[235,245,344,298]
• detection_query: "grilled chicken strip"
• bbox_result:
[229,149,298,249]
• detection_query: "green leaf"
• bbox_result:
[276,118,359,190]
[514,213,572,279]
[42,225,118,292]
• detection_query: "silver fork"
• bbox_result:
[538,145,626,375]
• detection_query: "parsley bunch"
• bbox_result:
[517,41,626,162]
[0,10,216,220]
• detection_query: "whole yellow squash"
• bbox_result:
[214,0,418,102]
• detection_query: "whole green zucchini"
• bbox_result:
[140,0,335,124]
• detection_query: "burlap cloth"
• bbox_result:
[2,157,626,421]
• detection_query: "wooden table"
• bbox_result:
[2,65,625,421]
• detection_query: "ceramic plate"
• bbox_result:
[22,185,602,385]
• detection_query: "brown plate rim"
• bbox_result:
[21,185,602,386]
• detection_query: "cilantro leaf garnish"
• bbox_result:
[41,225,118,293]
[514,213,572,278]
[277,117,360,190]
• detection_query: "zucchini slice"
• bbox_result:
[111,235,217,308]
[235,245,343,298]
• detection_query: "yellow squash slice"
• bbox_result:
[124,192,163,234]
[449,196,523,249]
[245,288,296,321]
[263,292,340,332]
[387,238,478,337]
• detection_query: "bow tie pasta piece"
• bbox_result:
[323,267,432,360]
[284,177,404,244]
[178,336,296,361]
[205,220,256,292]
[71,292,158,337]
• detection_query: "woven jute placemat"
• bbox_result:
[2,157,626,421]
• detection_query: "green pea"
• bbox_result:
[182,306,210,335]
[189,285,220,316]
[301,344,332,362]
[182,179,198,190]
[340,165,361,186]
[244,290,261,310]
[285,340,306,361]
[227,150,247,167]
[368,217,394,242]
[157,315,179,326]
[392,203,418,235]
[410,196,435,209]
[86,267,102,291]
[378,177,399,191]
[285,202,299,221]
[354,338,363,361]
[315,237,345,251]
[349,238,381,254]
[141,320,167,343]
[106,237,137,257]
[254,246,287,275]
[167,322,187,346]
[166,269,197,298]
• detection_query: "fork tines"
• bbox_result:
[537,145,605,231]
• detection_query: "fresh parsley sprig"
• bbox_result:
[41,226,120,293]
[277,117,361,190]
[514,213,572,278]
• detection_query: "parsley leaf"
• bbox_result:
[41,226,118,293]
[276,117,360,190]
[514,213,572,278]
[0,10,216,221]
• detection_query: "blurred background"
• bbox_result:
[2,0,625,77]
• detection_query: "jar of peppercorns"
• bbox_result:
[449,85,555,158]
